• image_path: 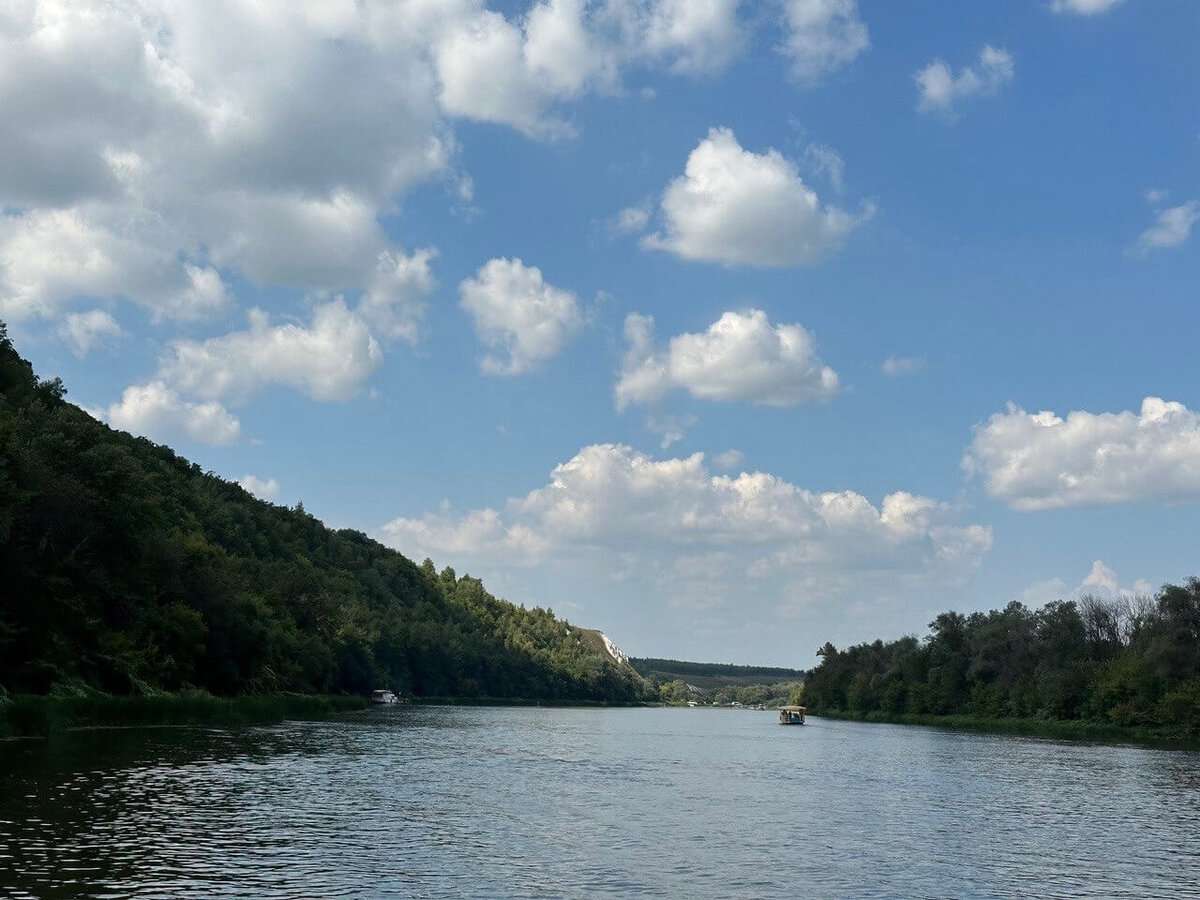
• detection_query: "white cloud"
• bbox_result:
[56,309,121,357]
[616,309,839,410]
[1136,201,1198,254]
[1050,0,1124,14]
[102,381,241,446]
[0,1,453,327]
[779,0,869,84]
[459,257,585,375]
[358,247,437,342]
[238,474,280,501]
[642,127,869,266]
[431,0,743,137]
[158,300,383,403]
[0,208,231,323]
[380,443,991,613]
[964,397,1200,510]
[915,45,1014,116]
[881,355,926,377]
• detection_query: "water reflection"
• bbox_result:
[2,709,1198,898]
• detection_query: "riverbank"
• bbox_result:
[811,709,1200,748]
[0,692,368,738]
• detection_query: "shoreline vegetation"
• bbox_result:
[801,587,1200,746]
[0,323,651,711]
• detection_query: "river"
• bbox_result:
[2,707,1197,898]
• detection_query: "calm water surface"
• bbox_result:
[2,708,1198,898]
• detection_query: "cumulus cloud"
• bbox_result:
[56,309,122,357]
[779,0,869,84]
[102,381,241,446]
[1050,0,1124,14]
[0,208,231,323]
[964,397,1200,510]
[459,258,585,375]
[616,309,839,410]
[915,45,1014,116]
[158,300,384,403]
[1136,201,1198,254]
[0,1,454,326]
[431,0,742,137]
[642,127,869,266]
[238,474,280,501]
[380,443,991,616]
[881,355,926,377]
[358,247,437,342]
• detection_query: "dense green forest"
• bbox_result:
[630,657,806,706]
[0,324,648,703]
[630,657,806,684]
[803,590,1200,737]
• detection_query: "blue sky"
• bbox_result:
[4,0,1198,665]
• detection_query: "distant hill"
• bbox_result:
[0,322,648,703]
[630,657,806,689]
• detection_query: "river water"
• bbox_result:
[1,707,1198,898]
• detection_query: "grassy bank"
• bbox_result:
[0,692,367,738]
[812,709,1199,748]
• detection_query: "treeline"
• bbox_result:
[803,589,1200,736]
[630,657,806,682]
[0,324,648,703]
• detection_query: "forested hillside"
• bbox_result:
[803,591,1200,737]
[0,324,648,703]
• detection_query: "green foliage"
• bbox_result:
[630,657,805,683]
[0,325,650,704]
[804,587,1200,737]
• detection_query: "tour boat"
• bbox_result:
[370,689,399,704]
[778,705,806,725]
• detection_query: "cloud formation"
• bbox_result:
[459,258,585,375]
[102,381,241,447]
[431,0,742,136]
[380,443,991,615]
[238,474,281,501]
[616,310,839,410]
[642,127,869,266]
[964,397,1200,510]
[915,45,1014,116]
[779,0,869,84]
[158,301,384,403]
[56,310,122,357]
[1050,0,1124,14]
[0,1,450,329]
[1136,201,1198,254]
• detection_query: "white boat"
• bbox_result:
[370,689,399,704]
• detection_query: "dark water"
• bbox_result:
[2,708,1198,899]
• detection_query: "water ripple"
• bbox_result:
[2,709,1198,898]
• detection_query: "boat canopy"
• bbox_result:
[779,705,806,712]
